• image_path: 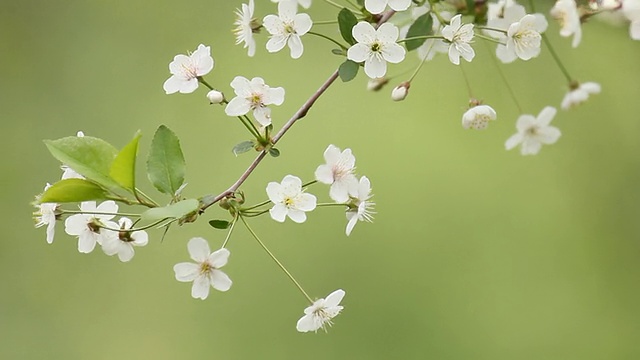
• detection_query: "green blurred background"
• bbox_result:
[2,0,640,359]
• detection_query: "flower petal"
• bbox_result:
[287,209,307,223]
[347,43,371,63]
[225,97,252,117]
[208,248,230,268]
[364,56,387,79]
[187,237,211,263]
[191,275,211,300]
[174,262,199,282]
[210,270,233,292]
[270,204,288,222]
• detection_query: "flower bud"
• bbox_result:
[206,90,225,104]
[367,77,389,92]
[391,82,410,101]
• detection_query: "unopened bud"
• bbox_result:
[367,77,389,92]
[206,90,225,104]
[391,82,410,101]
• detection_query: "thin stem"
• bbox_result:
[483,40,523,112]
[242,199,272,211]
[302,180,318,188]
[98,218,172,232]
[313,20,339,25]
[459,63,474,99]
[397,35,444,43]
[475,26,507,34]
[307,31,348,50]
[542,34,573,83]
[408,43,433,82]
[474,33,505,45]
[198,77,214,91]
[61,210,140,217]
[240,216,314,304]
[323,0,361,14]
[316,203,348,207]
[221,217,237,248]
[135,189,160,207]
[237,115,261,139]
[241,209,271,217]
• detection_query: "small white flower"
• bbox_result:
[64,201,119,253]
[623,0,640,40]
[266,175,317,223]
[225,76,285,126]
[364,0,411,15]
[347,22,406,79]
[415,9,451,62]
[101,217,149,262]
[263,1,313,59]
[486,0,518,22]
[271,0,312,9]
[314,145,358,203]
[163,44,214,94]
[551,0,582,47]
[506,14,548,61]
[61,131,85,180]
[296,289,345,333]
[441,14,475,65]
[561,81,601,109]
[233,0,257,57]
[173,238,232,300]
[206,90,225,104]
[485,4,527,63]
[391,82,410,101]
[462,104,497,130]
[505,106,561,155]
[345,177,375,236]
[34,183,57,244]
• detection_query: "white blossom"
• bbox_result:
[267,175,317,223]
[441,14,475,65]
[296,289,345,333]
[101,217,149,262]
[364,0,411,15]
[506,14,548,61]
[314,145,358,203]
[462,105,497,130]
[345,177,375,236]
[347,22,406,79]
[263,1,313,59]
[233,0,257,57]
[64,201,119,253]
[206,90,224,104]
[33,183,57,244]
[486,0,518,22]
[173,238,232,300]
[225,76,285,126]
[162,44,214,94]
[485,3,527,63]
[623,0,640,40]
[561,81,601,109]
[391,83,409,101]
[551,0,582,47]
[505,106,561,155]
[271,0,312,9]
[398,4,450,61]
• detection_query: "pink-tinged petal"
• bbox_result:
[352,22,377,43]
[365,0,387,15]
[521,139,542,155]
[382,43,406,63]
[187,237,211,263]
[515,114,537,132]
[296,313,316,332]
[270,204,288,222]
[331,178,354,203]
[264,86,285,106]
[287,209,307,223]
[377,23,399,43]
[163,76,182,94]
[225,97,252,117]
[345,214,358,235]
[288,34,304,59]
[294,13,313,35]
[347,43,370,63]
[230,76,252,96]
[536,106,557,126]
[537,126,561,144]
[314,164,334,184]
[117,244,135,262]
[263,14,284,35]
[266,34,289,53]
[253,106,272,126]
[191,275,211,300]
[267,182,284,203]
[208,248,230,268]
[388,0,411,11]
[505,133,524,150]
[174,262,199,282]
[325,289,345,307]
[364,56,387,79]
[78,233,97,253]
[168,55,191,74]
[210,270,232,291]
[296,193,317,211]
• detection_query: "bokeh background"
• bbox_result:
[2,1,640,359]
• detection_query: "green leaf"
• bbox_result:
[44,136,120,190]
[268,148,281,157]
[147,125,186,195]
[141,199,199,222]
[232,140,255,156]
[39,179,108,203]
[339,60,359,82]
[338,8,358,45]
[405,13,433,52]
[209,220,231,229]
[109,131,141,191]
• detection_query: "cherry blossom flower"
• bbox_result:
[263,1,313,59]
[271,0,312,9]
[206,90,224,104]
[233,0,257,57]
[623,0,640,40]
[506,14,548,61]
[551,0,582,47]
[485,3,528,63]
[345,177,375,236]
[61,131,85,180]
[296,289,345,333]
[364,0,411,15]
[314,144,358,203]
[441,14,475,65]
[33,183,57,244]
[173,238,232,300]
[486,0,518,21]
[561,81,601,109]
[101,217,149,262]
[462,105,497,130]
[347,22,406,79]
[398,4,449,61]
[162,44,214,94]
[266,175,317,223]
[225,76,285,126]
[505,107,561,155]
[391,82,409,101]
[64,201,119,253]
